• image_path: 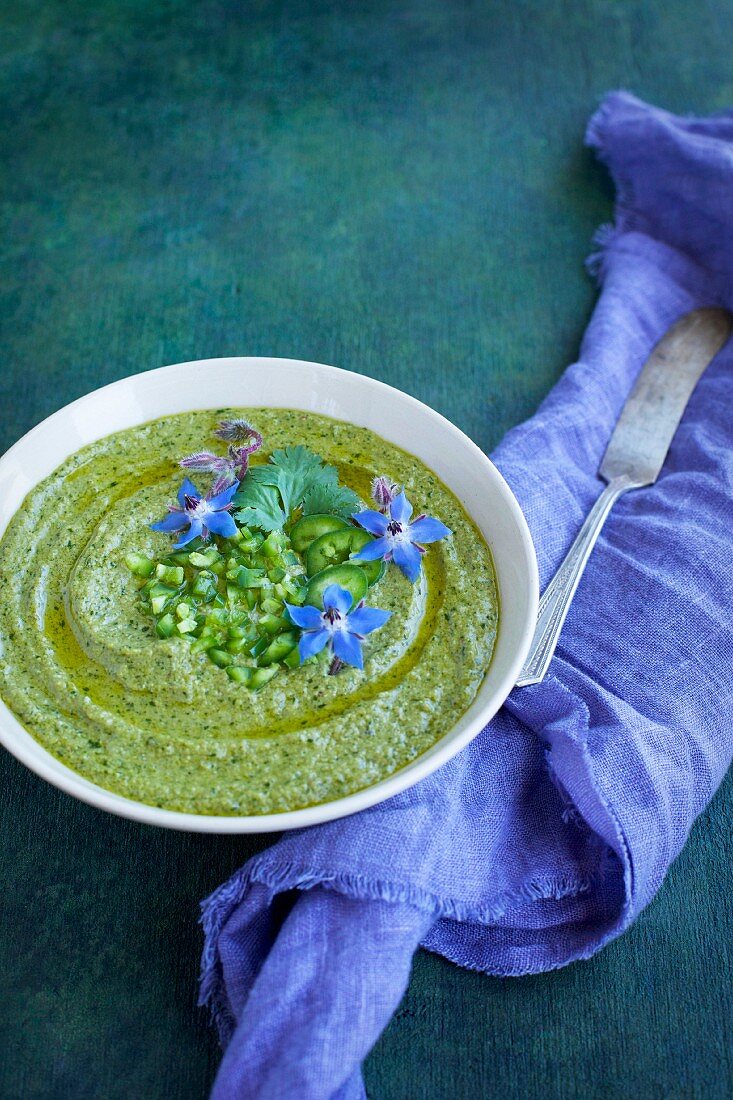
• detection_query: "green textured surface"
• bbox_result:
[1,1,732,1097]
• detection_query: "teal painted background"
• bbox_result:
[1,2,732,1097]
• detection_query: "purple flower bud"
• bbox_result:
[214,419,263,453]
[181,444,256,492]
[180,451,229,474]
[371,475,400,511]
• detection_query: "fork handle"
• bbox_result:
[515,475,637,687]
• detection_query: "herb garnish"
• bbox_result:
[125,420,449,692]
[233,445,360,531]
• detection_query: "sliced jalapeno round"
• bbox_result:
[304,563,368,609]
[305,528,385,586]
[290,513,350,555]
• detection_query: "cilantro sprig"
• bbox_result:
[233,446,360,532]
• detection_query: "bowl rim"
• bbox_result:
[0,356,539,832]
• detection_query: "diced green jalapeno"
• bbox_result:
[262,531,283,558]
[150,585,180,615]
[250,635,270,657]
[283,646,302,669]
[234,565,266,588]
[189,547,220,568]
[238,572,268,590]
[205,608,229,627]
[132,476,336,692]
[226,665,253,684]
[227,624,247,640]
[191,571,217,600]
[259,631,299,666]
[149,581,173,597]
[261,596,283,616]
[282,573,306,595]
[167,551,192,566]
[155,564,185,586]
[249,666,279,691]
[125,553,155,578]
[258,613,289,635]
[240,534,264,553]
[208,648,233,668]
[155,613,177,638]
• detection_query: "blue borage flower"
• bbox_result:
[285,584,391,671]
[351,490,451,583]
[151,478,239,548]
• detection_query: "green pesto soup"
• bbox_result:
[0,409,498,815]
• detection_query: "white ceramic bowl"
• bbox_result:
[0,357,538,832]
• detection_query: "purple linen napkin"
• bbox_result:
[199,92,733,1099]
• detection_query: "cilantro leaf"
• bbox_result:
[263,446,324,516]
[302,474,360,518]
[234,469,286,531]
[233,446,362,530]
